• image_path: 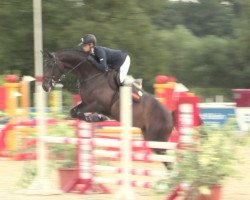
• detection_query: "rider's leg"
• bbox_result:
[119,55,130,85]
[119,56,143,88]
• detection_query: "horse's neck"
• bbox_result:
[79,63,100,79]
[64,60,100,84]
[58,51,104,83]
[59,54,96,80]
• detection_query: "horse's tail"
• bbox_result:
[144,95,174,142]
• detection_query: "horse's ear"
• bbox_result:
[42,49,54,59]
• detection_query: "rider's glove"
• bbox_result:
[87,55,95,62]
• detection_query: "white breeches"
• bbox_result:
[119,55,130,83]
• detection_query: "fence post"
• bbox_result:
[114,79,135,200]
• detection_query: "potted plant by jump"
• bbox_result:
[161,121,248,200]
[17,121,77,190]
[48,122,77,191]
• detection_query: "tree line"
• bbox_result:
[0,0,249,96]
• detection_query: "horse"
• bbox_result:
[42,49,174,168]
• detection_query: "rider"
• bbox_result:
[79,34,130,85]
[77,34,143,122]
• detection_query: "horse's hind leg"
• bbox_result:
[144,124,173,170]
[154,149,173,170]
[140,128,172,170]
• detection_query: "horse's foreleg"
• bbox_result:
[110,101,120,121]
[85,113,110,122]
[70,102,85,119]
[70,102,105,122]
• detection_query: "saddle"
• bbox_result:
[115,73,143,103]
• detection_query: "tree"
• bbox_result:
[232,0,250,87]
[0,0,250,92]
[153,0,235,37]
[0,1,33,74]
[159,26,239,88]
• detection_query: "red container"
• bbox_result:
[210,185,223,200]
[58,168,77,191]
[232,89,250,107]
[199,185,222,200]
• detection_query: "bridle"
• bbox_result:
[47,56,64,87]
[46,54,103,86]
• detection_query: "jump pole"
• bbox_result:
[23,0,60,195]
[27,0,48,193]
[114,78,135,200]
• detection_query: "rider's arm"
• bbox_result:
[87,47,108,72]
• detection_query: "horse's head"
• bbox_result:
[42,51,65,92]
[42,49,98,92]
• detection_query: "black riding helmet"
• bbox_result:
[79,34,97,46]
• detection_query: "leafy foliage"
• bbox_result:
[160,122,249,199]
[153,0,235,37]
[48,122,76,168]
[17,121,76,188]
[0,0,250,94]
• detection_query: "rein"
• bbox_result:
[57,59,86,82]
[50,55,104,86]
[80,71,103,84]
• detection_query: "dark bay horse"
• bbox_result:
[42,49,174,166]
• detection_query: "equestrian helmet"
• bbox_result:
[79,34,97,46]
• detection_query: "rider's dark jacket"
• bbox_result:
[87,46,127,71]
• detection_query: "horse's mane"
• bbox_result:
[55,48,88,60]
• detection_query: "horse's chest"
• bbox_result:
[79,88,101,103]
[80,89,94,102]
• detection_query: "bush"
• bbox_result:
[156,121,249,199]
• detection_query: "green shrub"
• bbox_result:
[155,121,249,199]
